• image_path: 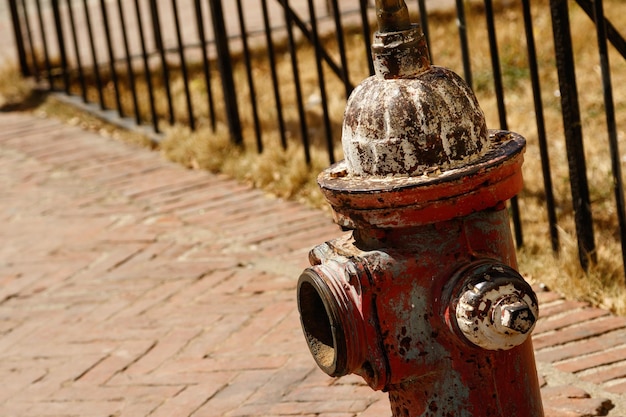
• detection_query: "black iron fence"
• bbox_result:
[6,0,626,278]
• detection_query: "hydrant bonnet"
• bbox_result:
[343,63,490,178]
[296,1,544,415]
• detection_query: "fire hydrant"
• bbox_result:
[296,1,544,416]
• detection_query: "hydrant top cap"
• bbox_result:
[342,66,490,178]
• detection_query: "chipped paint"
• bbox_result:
[343,66,489,178]
[453,262,539,350]
[297,210,544,416]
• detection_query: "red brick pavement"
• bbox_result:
[0,110,625,416]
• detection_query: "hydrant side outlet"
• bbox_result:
[297,240,389,390]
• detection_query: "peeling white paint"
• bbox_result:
[342,66,490,178]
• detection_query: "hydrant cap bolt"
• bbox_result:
[495,299,536,334]
[453,263,539,351]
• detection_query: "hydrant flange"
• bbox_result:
[321,130,524,229]
[298,242,388,390]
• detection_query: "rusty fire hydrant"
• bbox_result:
[296,1,544,416]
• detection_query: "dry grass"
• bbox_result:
[157,123,331,206]
[0,62,37,109]
[2,0,626,313]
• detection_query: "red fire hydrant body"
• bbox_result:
[297,2,544,416]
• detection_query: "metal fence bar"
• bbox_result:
[171,0,195,130]
[82,0,104,109]
[133,0,159,133]
[454,0,472,88]
[209,0,243,146]
[592,0,626,279]
[521,0,559,253]
[549,0,596,270]
[234,0,263,152]
[282,0,311,163]
[149,0,174,126]
[116,0,140,125]
[8,0,29,76]
[484,0,506,130]
[260,0,287,149]
[51,0,69,93]
[34,0,53,88]
[98,0,123,117]
[66,0,87,102]
[275,0,348,88]
[308,0,335,164]
[416,0,431,62]
[483,0,523,248]
[359,0,374,76]
[149,0,163,52]
[193,0,217,131]
[329,0,352,98]
[576,0,626,60]
[20,0,40,81]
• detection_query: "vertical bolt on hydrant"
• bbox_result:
[296,1,544,416]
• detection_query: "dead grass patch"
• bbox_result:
[0,62,37,110]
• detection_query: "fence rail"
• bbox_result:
[6,0,626,279]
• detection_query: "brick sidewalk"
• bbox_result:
[0,110,625,416]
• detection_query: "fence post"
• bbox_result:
[8,0,29,76]
[591,0,626,279]
[51,0,69,93]
[454,0,472,88]
[209,0,243,146]
[549,0,596,270]
[149,0,174,125]
[522,0,560,253]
